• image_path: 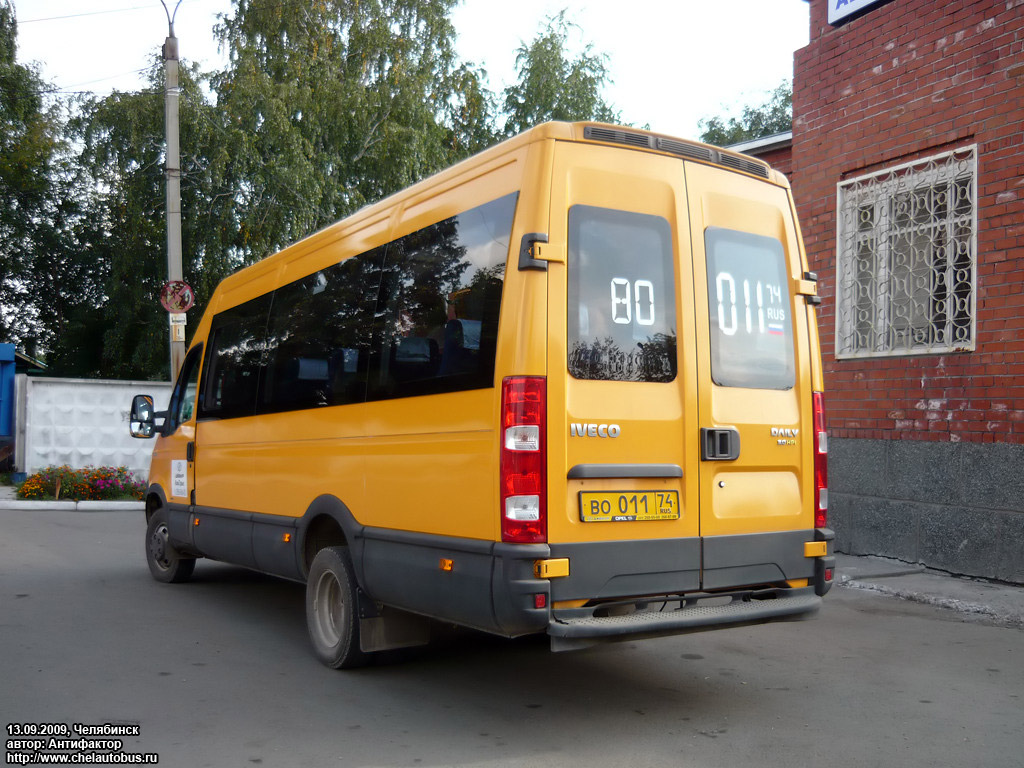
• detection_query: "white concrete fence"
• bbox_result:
[14,375,173,481]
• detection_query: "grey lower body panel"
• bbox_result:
[548,538,702,601]
[703,529,819,589]
[549,529,833,602]
[359,527,551,638]
[165,502,304,581]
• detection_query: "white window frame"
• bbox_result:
[835,146,978,359]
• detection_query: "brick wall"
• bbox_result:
[754,145,794,178]
[793,0,1024,444]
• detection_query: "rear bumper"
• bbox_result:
[548,528,836,602]
[548,586,822,651]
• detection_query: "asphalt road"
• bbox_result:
[1,509,1021,768]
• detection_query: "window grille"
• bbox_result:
[835,147,977,358]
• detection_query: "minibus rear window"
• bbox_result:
[705,227,795,390]
[567,205,677,383]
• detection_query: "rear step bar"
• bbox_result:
[548,587,821,652]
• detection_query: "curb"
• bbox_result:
[834,553,1024,629]
[0,500,143,512]
[838,577,1024,629]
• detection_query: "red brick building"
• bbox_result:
[748,0,1023,582]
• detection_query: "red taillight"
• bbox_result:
[813,391,828,529]
[500,376,547,543]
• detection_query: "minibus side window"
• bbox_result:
[258,246,385,414]
[164,345,203,434]
[199,294,272,420]
[567,205,677,383]
[368,192,517,400]
[705,227,795,390]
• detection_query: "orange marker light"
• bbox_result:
[283,533,292,543]
[440,558,454,572]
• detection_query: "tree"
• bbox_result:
[501,11,619,136]
[9,0,629,379]
[698,80,792,146]
[51,62,228,378]
[49,0,496,379]
[0,1,88,358]
[209,0,487,264]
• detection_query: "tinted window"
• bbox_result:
[368,192,517,400]
[567,205,677,382]
[705,227,795,390]
[199,295,271,419]
[164,344,202,433]
[197,193,517,420]
[259,247,385,414]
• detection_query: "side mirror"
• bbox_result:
[130,395,158,438]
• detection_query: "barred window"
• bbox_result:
[836,147,976,358]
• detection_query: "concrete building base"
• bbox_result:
[830,438,1024,585]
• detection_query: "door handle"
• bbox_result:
[186,441,195,462]
[700,427,740,461]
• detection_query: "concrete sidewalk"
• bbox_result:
[834,552,1024,629]
[0,482,1020,628]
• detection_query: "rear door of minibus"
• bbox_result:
[545,138,816,602]
[545,139,700,602]
[685,161,818,589]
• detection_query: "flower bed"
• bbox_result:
[16,465,146,501]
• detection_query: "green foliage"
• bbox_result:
[209,0,477,261]
[0,1,90,359]
[698,81,792,146]
[3,0,627,379]
[58,63,229,378]
[16,465,146,501]
[501,11,619,136]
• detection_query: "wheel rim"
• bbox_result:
[148,522,173,571]
[312,570,345,647]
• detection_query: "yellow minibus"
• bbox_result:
[130,122,833,668]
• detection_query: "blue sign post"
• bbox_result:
[0,343,14,472]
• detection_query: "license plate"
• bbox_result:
[579,491,680,522]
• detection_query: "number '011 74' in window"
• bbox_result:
[705,227,795,390]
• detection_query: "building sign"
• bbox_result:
[829,0,893,25]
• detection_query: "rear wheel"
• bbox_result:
[145,508,195,583]
[306,546,368,669]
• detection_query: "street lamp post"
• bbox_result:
[161,0,185,379]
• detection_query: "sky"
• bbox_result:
[11,0,809,140]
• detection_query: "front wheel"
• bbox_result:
[145,509,195,584]
[306,546,368,669]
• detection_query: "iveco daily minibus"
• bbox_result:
[130,122,833,668]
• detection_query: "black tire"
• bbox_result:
[145,508,196,584]
[306,546,368,669]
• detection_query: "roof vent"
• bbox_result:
[582,125,774,179]
[583,126,653,149]
[718,153,770,179]
[656,138,715,163]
